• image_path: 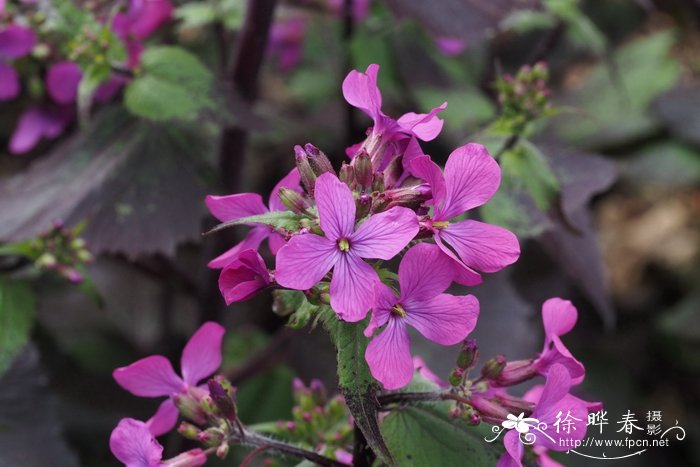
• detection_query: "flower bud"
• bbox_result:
[491,359,537,387]
[278,188,311,214]
[304,144,334,175]
[163,449,208,467]
[216,442,230,459]
[199,394,219,418]
[469,395,510,425]
[353,151,373,189]
[208,376,237,421]
[309,379,327,406]
[295,145,317,195]
[481,355,506,380]
[197,427,225,447]
[456,339,479,370]
[174,393,207,425]
[372,172,385,192]
[448,367,464,387]
[339,163,355,186]
[178,422,201,440]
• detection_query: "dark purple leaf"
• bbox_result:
[0,346,79,467]
[653,86,700,147]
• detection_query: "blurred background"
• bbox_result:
[0,0,699,465]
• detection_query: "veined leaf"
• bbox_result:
[206,211,305,235]
[0,279,35,376]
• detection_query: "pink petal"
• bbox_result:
[433,235,483,286]
[439,143,501,220]
[119,0,174,40]
[397,102,447,141]
[205,192,268,222]
[365,318,413,390]
[219,249,270,304]
[534,364,572,412]
[534,392,589,451]
[349,207,418,260]
[315,173,356,240]
[163,449,208,467]
[439,219,520,273]
[146,399,179,437]
[435,37,467,56]
[409,156,446,208]
[110,418,163,467]
[275,233,338,290]
[497,430,524,467]
[267,232,286,255]
[9,106,70,154]
[404,294,479,345]
[398,243,453,302]
[268,168,302,211]
[113,356,184,397]
[207,226,269,269]
[542,298,577,337]
[364,282,397,338]
[330,252,379,322]
[0,25,36,58]
[181,322,225,386]
[342,64,383,124]
[46,61,82,105]
[0,61,19,100]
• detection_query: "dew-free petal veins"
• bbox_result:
[330,252,380,322]
[181,322,225,386]
[315,172,356,240]
[146,399,179,437]
[110,418,163,467]
[205,193,268,222]
[439,219,520,273]
[113,356,184,398]
[349,207,418,260]
[404,294,479,346]
[275,233,338,290]
[397,243,453,302]
[365,318,413,390]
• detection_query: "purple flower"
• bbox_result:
[434,37,466,56]
[9,105,73,154]
[218,249,271,304]
[268,17,306,71]
[342,64,447,170]
[275,172,418,321]
[113,322,225,436]
[0,24,36,100]
[206,169,302,268]
[497,364,593,467]
[112,0,173,67]
[327,0,371,21]
[46,61,82,104]
[110,418,207,467]
[364,243,479,389]
[411,143,520,285]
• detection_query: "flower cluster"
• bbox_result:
[0,0,172,153]
[30,219,93,283]
[207,63,521,390]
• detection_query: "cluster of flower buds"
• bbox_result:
[495,61,551,134]
[269,379,353,463]
[30,220,93,283]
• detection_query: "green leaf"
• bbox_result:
[380,406,502,467]
[0,279,36,376]
[125,46,214,121]
[553,31,681,148]
[175,3,217,28]
[501,140,560,211]
[500,10,557,33]
[414,87,495,133]
[207,211,305,235]
[77,64,110,124]
[321,306,394,465]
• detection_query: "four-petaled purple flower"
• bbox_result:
[364,243,479,389]
[110,418,206,467]
[113,322,225,436]
[205,169,302,268]
[411,143,521,285]
[275,172,419,321]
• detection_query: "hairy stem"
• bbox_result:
[238,430,348,467]
[377,391,472,409]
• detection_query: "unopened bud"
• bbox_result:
[456,339,479,370]
[481,355,506,380]
[304,144,334,175]
[278,188,310,214]
[163,449,208,467]
[309,379,327,406]
[491,359,537,387]
[339,163,355,186]
[448,367,464,387]
[208,376,237,421]
[177,422,201,440]
[197,427,225,447]
[36,253,57,268]
[469,395,510,424]
[353,151,372,188]
[199,394,219,418]
[174,393,207,425]
[294,145,317,195]
[216,442,230,459]
[372,172,385,192]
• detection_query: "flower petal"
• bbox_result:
[542,298,577,337]
[397,102,447,141]
[349,207,418,260]
[364,282,397,337]
[534,364,572,412]
[440,143,501,219]
[0,62,19,100]
[404,294,479,345]
[439,219,520,273]
[219,249,270,304]
[207,226,268,269]
[330,252,379,322]
[315,172,356,240]
[146,399,179,437]
[113,356,184,397]
[342,63,383,124]
[398,243,453,302]
[46,61,82,105]
[181,322,225,386]
[205,193,268,222]
[268,168,302,211]
[412,356,448,388]
[434,235,483,286]
[0,25,36,58]
[110,418,163,467]
[365,318,413,390]
[497,430,524,467]
[9,106,70,154]
[275,233,338,290]
[409,155,447,209]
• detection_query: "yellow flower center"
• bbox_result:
[338,238,350,252]
[391,303,406,318]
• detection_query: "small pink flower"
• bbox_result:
[411,143,520,285]
[364,243,479,389]
[275,172,418,321]
[0,24,36,100]
[46,61,83,105]
[268,17,306,71]
[113,322,225,436]
[112,0,173,67]
[342,64,447,170]
[9,105,73,154]
[434,37,466,56]
[218,249,271,304]
[110,418,207,467]
[206,169,302,268]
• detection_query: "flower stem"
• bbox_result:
[235,430,348,467]
[377,391,472,409]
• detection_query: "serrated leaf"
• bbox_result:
[0,279,35,376]
[321,306,393,465]
[381,405,502,466]
[207,211,305,234]
[501,140,560,211]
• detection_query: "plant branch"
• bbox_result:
[238,430,348,467]
[377,391,472,409]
